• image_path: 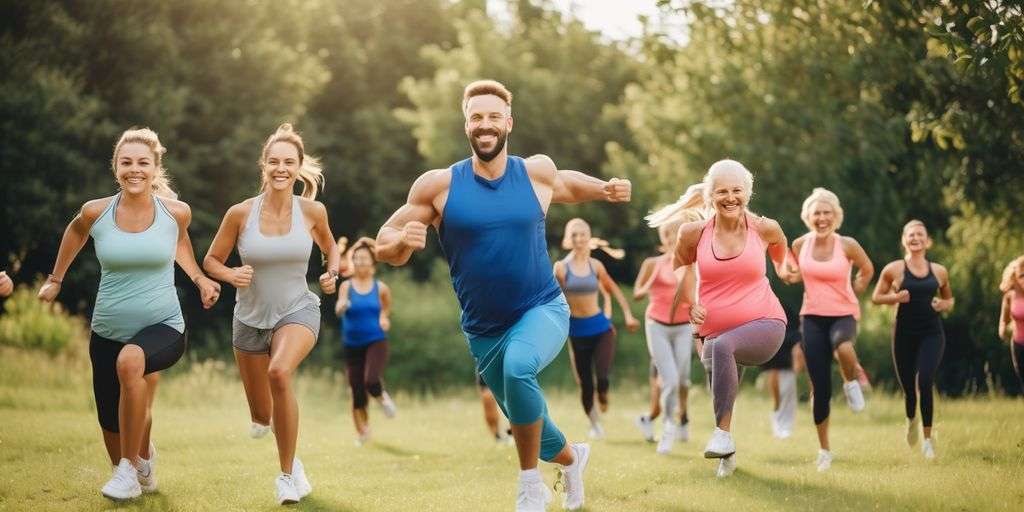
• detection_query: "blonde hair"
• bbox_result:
[260,123,324,199]
[112,127,177,199]
[463,80,512,115]
[902,219,927,235]
[561,218,625,259]
[1000,255,1024,293]
[800,187,844,231]
[646,160,754,228]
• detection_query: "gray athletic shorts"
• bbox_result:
[232,301,321,354]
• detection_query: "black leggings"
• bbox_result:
[801,315,857,425]
[892,323,944,428]
[90,324,186,433]
[345,340,389,410]
[1011,342,1024,392]
[569,328,616,415]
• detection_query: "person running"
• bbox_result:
[871,219,953,460]
[37,128,220,500]
[375,80,630,512]
[761,305,801,440]
[656,160,790,478]
[998,255,1024,391]
[554,218,638,439]
[781,188,874,471]
[203,123,342,504]
[635,200,703,454]
[335,237,396,446]
[477,372,514,444]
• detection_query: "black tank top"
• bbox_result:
[896,260,941,332]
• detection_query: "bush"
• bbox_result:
[0,282,87,355]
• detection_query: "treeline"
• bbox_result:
[1,0,1021,393]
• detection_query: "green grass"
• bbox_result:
[1,346,1022,511]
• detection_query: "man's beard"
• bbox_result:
[469,128,508,162]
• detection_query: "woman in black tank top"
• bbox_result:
[872,220,954,460]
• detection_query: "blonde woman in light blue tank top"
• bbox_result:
[203,123,343,505]
[38,128,221,501]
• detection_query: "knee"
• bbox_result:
[116,346,146,380]
[352,389,369,409]
[267,365,292,390]
[711,338,732,361]
[597,378,610,394]
[366,381,383,397]
[504,358,537,384]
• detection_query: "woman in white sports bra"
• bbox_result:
[203,123,344,505]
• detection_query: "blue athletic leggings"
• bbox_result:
[467,295,570,461]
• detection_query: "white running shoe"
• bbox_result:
[677,422,690,443]
[922,438,936,460]
[275,473,300,505]
[816,449,833,472]
[716,454,736,478]
[843,381,866,412]
[556,443,590,510]
[703,427,735,459]
[292,458,312,498]
[516,478,552,512]
[379,391,397,419]
[906,418,919,447]
[355,428,372,447]
[634,414,655,443]
[137,442,157,492]
[587,422,605,440]
[250,422,271,439]
[656,421,676,455]
[102,459,141,501]
[770,410,782,438]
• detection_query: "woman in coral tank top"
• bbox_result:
[999,255,1024,390]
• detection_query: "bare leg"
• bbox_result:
[116,345,148,469]
[234,349,273,426]
[480,388,501,438]
[267,325,316,475]
[101,430,120,466]
[835,342,860,383]
[767,369,781,410]
[648,376,661,420]
[140,373,159,459]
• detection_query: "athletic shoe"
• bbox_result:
[102,459,141,501]
[275,473,300,505]
[355,428,372,447]
[677,422,690,443]
[770,410,782,438]
[843,381,866,412]
[656,421,676,455]
[292,458,312,498]
[716,454,736,478]
[703,427,735,459]
[922,438,936,460]
[516,478,552,512]
[137,442,157,492]
[556,443,590,510]
[816,449,832,472]
[634,414,655,443]
[251,422,271,439]
[379,391,397,419]
[856,364,872,390]
[906,418,919,447]
[587,422,605,440]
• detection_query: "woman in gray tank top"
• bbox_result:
[203,123,343,505]
[38,128,221,500]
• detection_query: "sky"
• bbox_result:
[488,0,682,42]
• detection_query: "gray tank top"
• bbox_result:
[234,194,319,329]
[562,256,600,295]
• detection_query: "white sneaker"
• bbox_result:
[816,449,832,472]
[292,458,312,498]
[556,443,590,510]
[676,422,689,442]
[770,410,782,438]
[656,421,676,455]
[587,422,605,439]
[516,478,552,512]
[137,442,157,492]
[251,422,271,439]
[703,427,735,458]
[634,414,655,443]
[355,428,372,447]
[906,418,919,447]
[275,473,300,505]
[922,438,936,460]
[379,391,397,418]
[102,459,141,500]
[716,454,736,478]
[843,381,866,412]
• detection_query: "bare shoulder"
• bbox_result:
[931,262,950,279]
[640,256,659,268]
[590,257,607,273]
[377,280,391,293]
[678,219,709,246]
[223,199,256,224]
[792,232,810,251]
[297,196,328,218]
[753,215,783,235]
[524,154,557,181]
[158,196,193,223]
[880,259,904,278]
[409,168,452,202]
[840,235,863,251]
[80,196,116,223]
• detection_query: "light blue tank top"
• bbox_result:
[562,256,599,295]
[90,193,185,342]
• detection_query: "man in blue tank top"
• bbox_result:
[376,80,630,512]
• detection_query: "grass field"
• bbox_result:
[1,346,1022,512]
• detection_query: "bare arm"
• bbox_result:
[526,155,631,205]
[672,221,706,270]
[376,170,446,266]
[594,259,638,330]
[669,264,695,324]
[632,258,657,300]
[168,200,220,309]
[600,279,613,319]
[871,261,909,305]
[756,217,789,278]
[379,281,392,332]
[202,204,253,288]
[931,264,955,312]
[843,236,875,294]
[999,292,1012,341]
[38,199,108,302]
[781,236,805,284]
[307,200,340,294]
[334,281,351,316]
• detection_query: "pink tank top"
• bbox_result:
[797,234,860,319]
[645,254,690,324]
[695,213,786,338]
[1011,290,1024,344]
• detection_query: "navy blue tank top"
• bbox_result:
[896,260,942,334]
[438,156,562,336]
[342,280,386,346]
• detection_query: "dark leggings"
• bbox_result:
[345,340,389,410]
[801,315,857,425]
[892,324,944,428]
[569,328,616,414]
[1012,342,1024,391]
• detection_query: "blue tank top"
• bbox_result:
[342,279,386,347]
[562,256,600,295]
[438,156,563,336]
